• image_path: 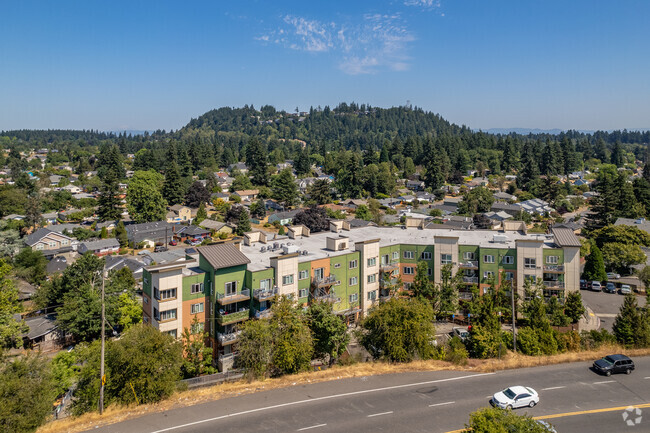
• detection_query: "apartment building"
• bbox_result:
[143,224,581,372]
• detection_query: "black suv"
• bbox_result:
[153,245,168,253]
[593,354,635,376]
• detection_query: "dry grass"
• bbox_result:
[37,346,650,433]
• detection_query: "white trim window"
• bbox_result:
[225,281,237,295]
[349,293,358,303]
[190,283,204,294]
[282,274,294,286]
[367,257,377,267]
[404,266,415,275]
[484,255,495,264]
[524,258,536,269]
[367,290,377,301]
[421,252,432,260]
[298,270,309,280]
[502,255,514,265]
[349,277,358,286]
[403,251,414,259]
[504,272,514,281]
[159,309,177,321]
[392,251,399,260]
[191,302,204,314]
[367,274,377,283]
[484,271,494,280]
[546,255,559,264]
[298,288,308,298]
[441,254,452,265]
[463,251,475,260]
[349,259,358,269]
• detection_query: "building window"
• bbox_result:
[260,279,271,290]
[502,255,514,265]
[427,267,432,276]
[349,293,358,303]
[484,271,494,280]
[441,254,452,265]
[505,272,514,281]
[191,283,204,294]
[524,258,536,269]
[367,274,377,284]
[225,281,237,295]
[463,251,475,260]
[191,322,204,334]
[298,288,308,298]
[49,241,56,248]
[143,296,148,304]
[334,263,341,268]
[392,251,399,260]
[144,276,149,285]
[167,329,177,338]
[349,277,358,286]
[61,239,68,246]
[299,270,309,280]
[367,257,377,267]
[159,288,177,301]
[546,255,559,264]
[191,302,204,314]
[159,309,177,321]
[484,255,495,264]
[421,252,432,260]
[525,275,536,283]
[349,259,358,269]
[404,266,415,275]
[403,251,414,259]
[282,274,294,286]
[367,290,377,301]
[314,268,324,280]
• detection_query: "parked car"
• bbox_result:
[452,327,469,341]
[491,386,539,409]
[169,239,178,246]
[153,245,168,253]
[593,354,635,376]
[604,282,616,294]
[580,279,589,290]
[590,281,602,291]
[619,285,632,295]
[606,272,621,280]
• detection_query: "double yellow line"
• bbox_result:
[445,403,650,433]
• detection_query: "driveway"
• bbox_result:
[580,288,647,331]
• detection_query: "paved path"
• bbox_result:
[83,357,650,433]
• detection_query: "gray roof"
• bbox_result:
[199,219,228,230]
[198,243,251,270]
[46,256,68,274]
[24,228,74,246]
[268,209,300,220]
[80,238,120,250]
[348,219,377,228]
[47,223,83,233]
[551,227,582,247]
[176,225,210,236]
[105,256,144,273]
[614,217,650,233]
[24,315,58,340]
[125,221,173,234]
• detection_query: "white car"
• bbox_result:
[491,386,539,409]
[452,327,469,341]
[619,285,632,295]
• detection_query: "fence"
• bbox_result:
[180,370,244,389]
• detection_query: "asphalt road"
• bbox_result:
[85,357,650,433]
[580,288,647,331]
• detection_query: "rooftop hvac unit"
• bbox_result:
[493,234,508,243]
[283,245,299,255]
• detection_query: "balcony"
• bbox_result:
[543,265,565,273]
[458,260,478,269]
[217,352,238,372]
[311,287,341,303]
[458,292,473,300]
[216,289,250,306]
[381,261,400,273]
[462,276,479,284]
[217,330,241,345]
[216,308,249,326]
[253,287,278,301]
[380,277,399,288]
[312,275,337,288]
[254,308,273,319]
[543,280,565,289]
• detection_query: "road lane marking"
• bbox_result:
[644,376,650,379]
[429,401,455,407]
[368,411,393,417]
[444,403,650,433]
[592,380,616,384]
[541,386,565,391]
[297,424,327,431]
[147,372,496,433]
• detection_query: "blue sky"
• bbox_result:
[1,0,649,132]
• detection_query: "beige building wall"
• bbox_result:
[151,269,184,337]
[271,254,299,297]
[515,239,544,297]
[355,239,380,316]
[563,246,580,293]
[433,236,459,284]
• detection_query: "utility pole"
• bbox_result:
[511,284,517,353]
[100,271,105,414]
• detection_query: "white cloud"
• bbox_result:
[257,13,415,75]
[404,0,441,8]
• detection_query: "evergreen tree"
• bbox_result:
[245,137,269,186]
[126,171,167,223]
[194,202,207,224]
[336,153,364,198]
[595,138,609,163]
[97,171,122,221]
[236,207,251,235]
[582,244,607,282]
[519,141,540,191]
[294,147,311,177]
[271,168,299,207]
[114,220,128,248]
[249,198,266,219]
[308,179,331,205]
[611,141,624,167]
[564,291,586,324]
[162,161,185,206]
[586,165,620,231]
[612,294,645,347]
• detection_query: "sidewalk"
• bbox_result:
[579,305,600,332]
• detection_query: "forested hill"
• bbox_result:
[181,103,469,150]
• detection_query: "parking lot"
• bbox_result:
[580,288,647,331]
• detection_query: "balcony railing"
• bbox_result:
[543,280,565,289]
[312,275,337,288]
[254,308,273,319]
[253,287,278,301]
[380,277,399,288]
[459,292,473,300]
[218,351,238,362]
[458,260,478,269]
[462,276,479,284]
[311,287,341,303]
[216,308,249,326]
[543,265,565,273]
[380,261,400,273]
[217,330,241,345]
[216,289,250,306]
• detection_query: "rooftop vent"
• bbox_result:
[493,234,508,243]
[283,245,299,255]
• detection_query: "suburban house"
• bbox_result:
[24,228,76,256]
[174,225,211,243]
[166,205,192,224]
[234,189,259,201]
[228,162,248,174]
[78,238,121,256]
[614,217,650,235]
[267,209,300,226]
[105,255,145,280]
[199,219,233,235]
[49,175,64,186]
[63,184,82,194]
[125,221,173,248]
[143,225,582,373]
[406,180,426,191]
[41,212,58,225]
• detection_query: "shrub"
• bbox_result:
[516,328,541,356]
[445,336,469,365]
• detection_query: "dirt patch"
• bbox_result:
[37,346,650,433]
